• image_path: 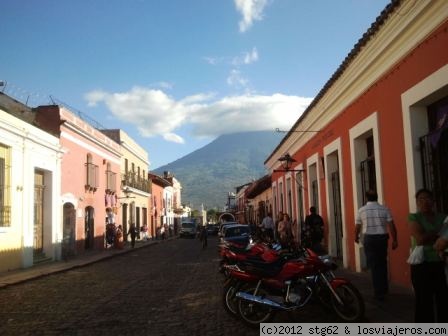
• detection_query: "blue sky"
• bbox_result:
[1,0,389,169]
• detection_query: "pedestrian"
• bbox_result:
[408,188,448,322]
[355,190,398,301]
[115,225,124,249]
[277,213,294,250]
[261,212,275,241]
[160,224,166,240]
[199,225,208,249]
[128,222,137,248]
[303,206,325,251]
[274,211,284,240]
[141,224,149,241]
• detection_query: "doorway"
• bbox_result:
[84,206,95,249]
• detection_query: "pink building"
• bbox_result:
[36,105,121,255]
[148,173,171,238]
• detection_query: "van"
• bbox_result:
[179,221,197,238]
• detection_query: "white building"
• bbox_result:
[0,93,62,272]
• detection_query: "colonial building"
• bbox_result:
[245,174,272,227]
[148,172,171,237]
[0,93,62,272]
[101,130,151,240]
[162,171,183,231]
[36,104,121,256]
[265,0,448,287]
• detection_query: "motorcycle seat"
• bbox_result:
[241,257,286,277]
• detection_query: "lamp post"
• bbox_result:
[273,153,304,173]
[273,153,305,191]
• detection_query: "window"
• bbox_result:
[360,135,376,204]
[286,177,292,218]
[420,96,448,213]
[296,171,304,225]
[0,144,11,227]
[105,162,116,192]
[85,154,99,190]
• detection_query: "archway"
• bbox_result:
[218,212,235,223]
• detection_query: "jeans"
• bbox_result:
[363,234,389,298]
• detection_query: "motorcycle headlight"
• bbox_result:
[319,255,333,265]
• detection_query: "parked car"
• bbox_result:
[220,224,251,245]
[218,221,239,237]
[179,221,197,238]
[206,224,219,235]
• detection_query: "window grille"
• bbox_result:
[0,144,11,227]
[420,131,448,213]
[360,157,376,204]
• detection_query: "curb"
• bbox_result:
[0,237,177,289]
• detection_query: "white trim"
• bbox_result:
[349,112,382,272]
[61,131,121,165]
[63,122,121,158]
[323,138,348,267]
[306,153,320,212]
[402,64,448,213]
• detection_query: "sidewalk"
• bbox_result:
[336,268,414,323]
[0,238,415,323]
[0,237,174,289]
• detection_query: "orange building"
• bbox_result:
[265,0,448,287]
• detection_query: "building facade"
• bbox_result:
[265,0,448,287]
[0,94,62,272]
[36,105,121,256]
[101,130,151,240]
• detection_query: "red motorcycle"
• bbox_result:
[219,239,282,278]
[223,247,364,326]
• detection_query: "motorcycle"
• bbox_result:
[221,241,298,316]
[219,237,282,278]
[224,247,364,326]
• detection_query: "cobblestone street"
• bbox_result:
[0,237,411,336]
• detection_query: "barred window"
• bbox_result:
[0,144,11,227]
[105,162,116,192]
[85,154,99,190]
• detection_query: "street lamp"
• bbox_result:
[273,153,305,190]
[273,153,304,173]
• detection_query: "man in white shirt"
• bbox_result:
[355,190,398,301]
[261,212,275,240]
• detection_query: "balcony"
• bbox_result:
[121,173,151,194]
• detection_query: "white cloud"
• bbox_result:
[163,133,185,144]
[85,87,312,143]
[227,69,249,88]
[234,0,268,32]
[232,47,259,65]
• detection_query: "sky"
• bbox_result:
[0,0,390,169]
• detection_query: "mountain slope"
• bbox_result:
[154,131,283,209]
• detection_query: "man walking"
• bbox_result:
[355,190,398,301]
[303,206,325,251]
[261,212,275,240]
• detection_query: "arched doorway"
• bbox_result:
[218,212,235,223]
[85,206,95,250]
[62,203,76,258]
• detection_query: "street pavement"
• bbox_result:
[0,236,415,335]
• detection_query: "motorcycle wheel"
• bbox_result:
[237,286,274,327]
[330,283,365,322]
[222,279,240,316]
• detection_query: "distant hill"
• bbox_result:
[154,131,283,209]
